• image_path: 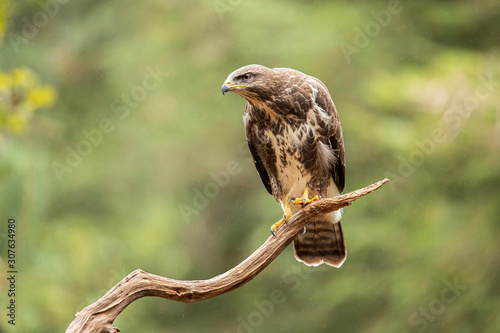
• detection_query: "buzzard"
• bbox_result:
[221,65,346,268]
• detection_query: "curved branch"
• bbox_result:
[66,178,389,333]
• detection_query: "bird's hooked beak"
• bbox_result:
[221,80,247,95]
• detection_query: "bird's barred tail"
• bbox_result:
[293,212,346,267]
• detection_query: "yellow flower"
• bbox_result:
[5,114,27,133]
[27,86,57,109]
[0,72,12,91]
[12,67,36,89]
[0,66,58,135]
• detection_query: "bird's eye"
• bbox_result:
[242,73,252,80]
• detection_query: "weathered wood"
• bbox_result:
[66,178,389,333]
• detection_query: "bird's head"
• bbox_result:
[221,64,272,101]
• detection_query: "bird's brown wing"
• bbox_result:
[244,103,273,195]
[313,78,345,193]
[293,76,347,268]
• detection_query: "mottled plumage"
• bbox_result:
[222,64,346,267]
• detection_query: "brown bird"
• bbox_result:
[222,65,346,267]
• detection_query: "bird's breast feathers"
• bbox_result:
[256,112,334,198]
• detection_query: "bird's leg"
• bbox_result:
[270,189,322,236]
[270,198,294,236]
[290,187,321,207]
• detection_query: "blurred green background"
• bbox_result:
[1,0,499,332]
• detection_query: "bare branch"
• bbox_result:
[66,178,389,333]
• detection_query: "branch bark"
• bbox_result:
[66,178,389,333]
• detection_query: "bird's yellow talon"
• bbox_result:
[270,214,292,236]
[291,190,321,206]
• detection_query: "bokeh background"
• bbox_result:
[1,0,499,332]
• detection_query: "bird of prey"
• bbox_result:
[221,65,346,268]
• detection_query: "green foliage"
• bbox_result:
[0,0,7,38]
[0,0,499,332]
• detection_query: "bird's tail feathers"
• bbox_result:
[293,211,346,268]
